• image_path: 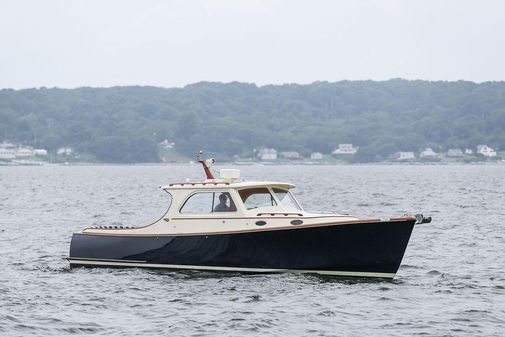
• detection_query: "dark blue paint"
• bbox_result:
[70,220,416,274]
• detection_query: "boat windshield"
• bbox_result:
[238,188,277,210]
[272,188,302,211]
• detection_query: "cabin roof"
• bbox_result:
[161,180,295,190]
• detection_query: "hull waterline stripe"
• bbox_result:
[67,259,395,278]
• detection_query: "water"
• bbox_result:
[0,164,504,336]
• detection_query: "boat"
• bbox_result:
[68,153,431,278]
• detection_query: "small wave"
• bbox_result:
[228,317,246,322]
[36,263,72,273]
[317,310,335,317]
[5,315,21,323]
[451,318,472,322]
[56,326,106,334]
[246,294,261,302]
[458,242,477,247]
[465,309,491,314]
[13,324,46,332]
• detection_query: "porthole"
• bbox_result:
[290,219,303,225]
[255,221,267,226]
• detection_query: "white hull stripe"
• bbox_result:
[67,259,395,279]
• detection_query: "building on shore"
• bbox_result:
[310,152,323,160]
[0,148,16,160]
[257,148,277,160]
[447,149,464,157]
[419,148,438,159]
[158,140,175,149]
[332,144,357,156]
[393,151,415,161]
[16,147,33,157]
[0,141,16,149]
[279,151,302,160]
[33,149,48,156]
[57,147,73,156]
[476,145,497,157]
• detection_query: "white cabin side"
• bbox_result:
[82,180,359,236]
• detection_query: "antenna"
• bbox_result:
[197,151,215,179]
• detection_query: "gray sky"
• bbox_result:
[1,0,504,89]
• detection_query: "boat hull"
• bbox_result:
[69,219,416,278]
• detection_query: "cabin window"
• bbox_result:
[238,188,277,210]
[273,188,302,211]
[180,192,236,214]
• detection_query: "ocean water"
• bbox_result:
[0,164,504,336]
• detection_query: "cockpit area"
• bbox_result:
[166,181,303,217]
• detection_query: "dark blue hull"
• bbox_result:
[69,219,416,277]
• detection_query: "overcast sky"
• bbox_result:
[1,0,504,89]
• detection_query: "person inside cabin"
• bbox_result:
[214,193,231,212]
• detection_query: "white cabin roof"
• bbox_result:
[162,180,295,190]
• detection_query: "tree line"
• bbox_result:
[1,79,504,162]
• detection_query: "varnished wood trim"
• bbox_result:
[169,182,231,186]
[170,214,352,220]
[256,212,304,217]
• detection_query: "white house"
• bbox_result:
[332,144,357,155]
[16,147,33,157]
[57,147,73,156]
[476,145,497,157]
[419,148,438,158]
[0,148,15,160]
[158,140,175,149]
[465,149,474,155]
[33,149,48,156]
[310,152,323,160]
[393,151,415,161]
[447,149,464,157]
[279,151,302,160]
[257,148,277,160]
[0,142,16,149]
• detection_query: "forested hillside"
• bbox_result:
[1,79,504,162]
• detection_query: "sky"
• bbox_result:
[0,0,504,89]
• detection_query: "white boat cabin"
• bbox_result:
[82,167,362,236]
[162,179,303,217]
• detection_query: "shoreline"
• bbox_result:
[2,160,505,167]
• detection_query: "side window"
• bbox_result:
[213,192,237,212]
[180,192,237,214]
[180,193,214,214]
[239,188,277,210]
